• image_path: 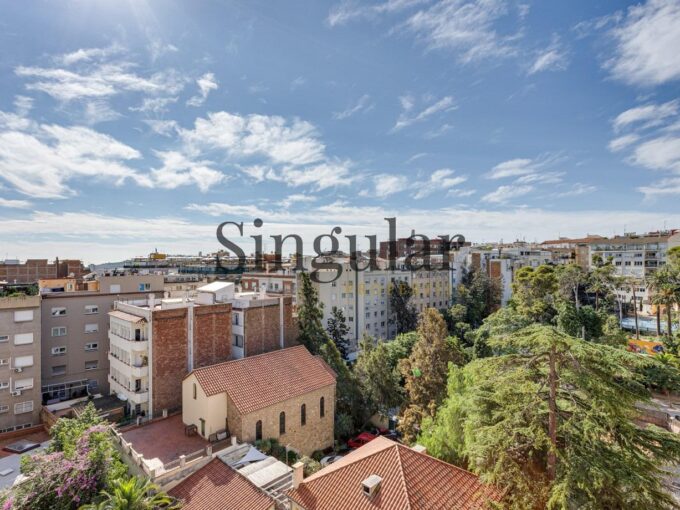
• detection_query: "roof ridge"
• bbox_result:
[394,443,412,510]
[396,443,486,479]
[184,344,307,381]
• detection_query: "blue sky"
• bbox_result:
[1,0,679,263]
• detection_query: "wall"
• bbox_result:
[151,307,188,414]
[181,373,227,438]
[243,303,282,357]
[192,303,231,369]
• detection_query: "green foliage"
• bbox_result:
[49,402,103,456]
[79,476,178,510]
[326,306,351,359]
[555,263,588,306]
[668,246,680,270]
[389,280,418,334]
[334,413,354,440]
[646,265,680,342]
[453,268,502,330]
[555,302,603,340]
[298,456,322,477]
[639,353,680,394]
[297,272,330,355]
[383,332,418,370]
[421,325,680,509]
[354,339,404,418]
[472,306,532,358]
[511,265,558,324]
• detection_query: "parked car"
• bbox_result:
[319,455,343,467]
[370,427,400,441]
[347,432,377,449]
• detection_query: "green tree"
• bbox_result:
[326,306,351,359]
[398,309,463,443]
[383,331,419,371]
[668,246,680,270]
[647,265,680,344]
[80,476,177,510]
[511,265,558,324]
[354,339,404,418]
[455,268,502,328]
[49,402,102,456]
[297,271,330,355]
[389,280,418,334]
[472,306,533,359]
[555,302,603,341]
[420,325,680,509]
[587,263,617,311]
[555,263,587,309]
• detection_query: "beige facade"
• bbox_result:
[40,274,164,403]
[183,373,335,456]
[0,294,41,432]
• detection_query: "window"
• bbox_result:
[51,307,67,317]
[233,334,244,348]
[13,355,33,368]
[14,378,33,391]
[256,420,262,441]
[0,405,8,414]
[85,343,98,351]
[193,383,197,400]
[138,283,151,291]
[51,365,66,376]
[109,284,121,293]
[84,305,99,315]
[14,401,33,414]
[279,412,286,435]
[0,335,8,343]
[84,323,99,334]
[52,326,67,337]
[0,381,9,390]
[14,310,33,322]
[0,359,8,366]
[232,314,240,325]
[301,404,306,426]
[51,346,67,356]
[14,333,34,346]
[85,361,98,371]
[320,397,325,418]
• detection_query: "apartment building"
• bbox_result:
[0,258,87,285]
[240,272,297,299]
[587,230,680,314]
[163,273,208,298]
[0,293,41,433]
[40,273,164,404]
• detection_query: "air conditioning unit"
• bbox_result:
[10,390,21,397]
[14,367,23,373]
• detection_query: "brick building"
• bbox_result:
[240,273,297,299]
[0,258,87,285]
[183,346,336,456]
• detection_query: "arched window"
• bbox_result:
[255,420,262,441]
[279,412,286,435]
[320,397,325,418]
[301,404,306,426]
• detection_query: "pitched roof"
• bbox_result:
[168,458,274,510]
[189,345,336,414]
[287,437,502,510]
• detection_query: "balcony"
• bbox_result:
[109,330,148,352]
[108,374,148,405]
[108,352,148,378]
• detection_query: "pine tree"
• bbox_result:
[398,308,463,443]
[420,325,680,509]
[297,271,329,355]
[389,280,418,334]
[355,339,404,418]
[511,265,558,324]
[326,306,351,359]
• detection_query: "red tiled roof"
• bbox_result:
[168,458,274,510]
[189,345,336,414]
[287,437,502,510]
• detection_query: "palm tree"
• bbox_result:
[647,266,680,344]
[80,477,178,510]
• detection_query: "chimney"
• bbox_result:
[292,461,305,489]
[361,475,382,498]
[411,444,427,455]
[148,293,156,309]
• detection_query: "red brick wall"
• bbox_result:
[283,297,299,348]
[193,303,232,368]
[151,308,189,414]
[244,304,281,357]
[488,260,502,279]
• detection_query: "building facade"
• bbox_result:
[0,258,87,285]
[0,294,41,432]
[40,273,164,404]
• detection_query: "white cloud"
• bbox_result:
[612,100,679,131]
[83,100,121,124]
[528,36,568,74]
[638,176,680,198]
[56,44,124,66]
[608,133,640,152]
[554,183,597,197]
[605,0,680,86]
[393,95,455,131]
[486,158,535,179]
[413,168,466,199]
[631,136,680,172]
[143,119,179,137]
[327,0,426,27]
[482,184,534,203]
[515,171,563,184]
[401,0,520,64]
[280,193,317,208]
[0,198,32,209]
[187,72,219,107]
[13,96,33,116]
[130,96,178,114]
[362,174,409,198]
[290,76,306,90]
[150,151,226,192]
[333,94,374,120]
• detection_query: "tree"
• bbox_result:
[587,263,617,311]
[511,265,558,324]
[555,302,604,341]
[455,268,502,328]
[354,339,404,418]
[383,332,419,371]
[297,271,330,355]
[389,280,418,334]
[398,309,463,443]
[555,263,587,310]
[80,477,177,510]
[420,325,680,509]
[326,306,351,359]
[647,265,680,344]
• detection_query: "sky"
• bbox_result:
[1,0,680,264]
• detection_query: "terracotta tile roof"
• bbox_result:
[287,437,502,510]
[168,458,274,510]
[189,345,336,414]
